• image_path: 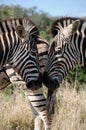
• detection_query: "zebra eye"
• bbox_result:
[57,47,62,50]
[55,47,62,54]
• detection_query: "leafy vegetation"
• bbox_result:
[0,5,53,40]
[69,65,86,83]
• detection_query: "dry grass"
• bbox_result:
[0,89,33,130]
[0,82,86,130]
[51,82,86,130]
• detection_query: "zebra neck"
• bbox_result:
[7,37,21,67]
[79,37,86,67]
[83,38,86,66]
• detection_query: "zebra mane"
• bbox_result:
[0,18,39,37]
[51,17,84,37]
[23,18,39,38]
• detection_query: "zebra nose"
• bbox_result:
[26,78,42,90]
[48,78,59,91]
[42,71,59,91]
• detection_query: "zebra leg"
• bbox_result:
[25,87,51,130]
[5,66,52,130]
[46,90,57,116]
[39,109,52,130]
[0,68,11,90]
[34,116,43,130]
[30,102,43,130]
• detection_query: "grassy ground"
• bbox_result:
[51,81,86,130]
[0,88,33,130]
[0,81,86,130]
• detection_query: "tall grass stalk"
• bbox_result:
[0,89,33,130]
[51,82,86,130]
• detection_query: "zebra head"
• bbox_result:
[8,19,42,90]
[43,19,80,91]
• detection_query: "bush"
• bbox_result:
[68,65,86,84]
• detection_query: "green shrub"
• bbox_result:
[68,65,86,84]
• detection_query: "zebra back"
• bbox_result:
[36,36,49,74]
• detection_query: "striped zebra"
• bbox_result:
[0,18,41,90]
[43,17,86,113]
[0,36,52,130]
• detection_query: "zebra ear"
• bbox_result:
[15,25,26,39]
[63,20,80,38]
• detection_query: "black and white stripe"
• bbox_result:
[0,36,52,130]
[43,17,86,90]
[0,18,41,89]
[42,17,86,114]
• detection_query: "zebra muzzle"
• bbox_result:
[43,71,59,91]
[26,78,42,90]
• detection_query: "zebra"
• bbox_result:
[0,18,41,90]
[0,36,52,130]
[43,17,86,113]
